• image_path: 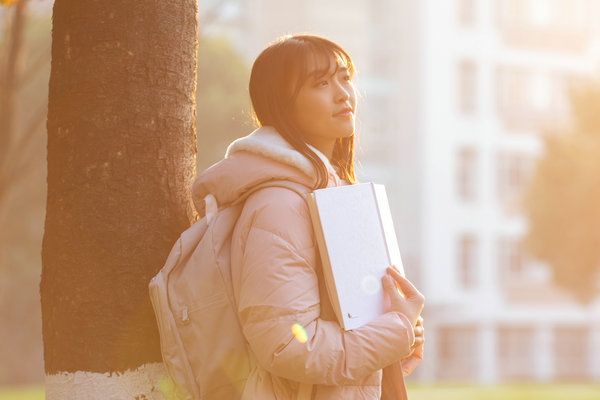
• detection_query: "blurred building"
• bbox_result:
[200,0,600,383]
[409,0,600,383]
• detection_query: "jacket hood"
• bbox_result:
[192,126,341,216]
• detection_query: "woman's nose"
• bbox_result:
[334,83,350,103]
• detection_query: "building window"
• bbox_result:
[496,66,570,131]
[496,152,534,211]
[555,326,590,380]
[457,147,477,202]
[437,326,478,380]
[498,0,587,29]
[497,66,531,116]
[457,0,476,26]
[497,237,525,283]
[363,94,397,163]
[496,0,589,52]
[458,60,477,114]
[529,0,553,27]
[497,0,527,27]
[498,326,535,380]
[458,234,477,288]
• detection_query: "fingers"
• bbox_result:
[381,274,394,290]
[413,324,424,337]
[386,267,424,300]
[413,335,425,348]
[382,270,425,329]
[381,275,400,309]
[386,265,404,282]
[412,317,424,348]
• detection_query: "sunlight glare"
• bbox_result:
[361,275,381,296]
[291,323,308,343]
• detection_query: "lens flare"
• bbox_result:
[291,323,308,343]
[361,275,381,295]
[158,374,178,399]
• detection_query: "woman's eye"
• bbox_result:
[342,74,352,82]
[316,80,328,87]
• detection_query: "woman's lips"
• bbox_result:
[333,110,353,118]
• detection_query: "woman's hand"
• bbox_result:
[412,316,424,349]
[381,265,424,329]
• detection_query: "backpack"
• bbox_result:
[149,180,312,400]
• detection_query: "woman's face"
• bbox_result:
[290,55,357,157]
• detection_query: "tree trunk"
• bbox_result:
[41,1,197,398]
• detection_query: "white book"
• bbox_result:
[305,182,405,331]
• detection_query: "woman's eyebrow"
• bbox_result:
[310,65,348,81]
[311,64,332,76]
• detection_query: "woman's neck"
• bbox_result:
[306,137,335,160]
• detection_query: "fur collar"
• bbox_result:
[225,126,338,179]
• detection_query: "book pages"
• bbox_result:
[373,184,405,276]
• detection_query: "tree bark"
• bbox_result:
[41,0,197,397]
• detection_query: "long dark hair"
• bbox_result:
[248,34,357,189]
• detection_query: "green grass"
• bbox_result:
[408,383,600,400]
[1,383,600,399]
[0,387,44,400]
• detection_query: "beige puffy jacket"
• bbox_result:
[192,127,422,399]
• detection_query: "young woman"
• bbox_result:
[192,34,424,400]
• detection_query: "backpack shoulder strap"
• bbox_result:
[232,180,311,206]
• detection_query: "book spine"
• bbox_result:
[305,193,345,328]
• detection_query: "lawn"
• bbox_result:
[0,387,42,400]
[1,383,600,399]
[408,383,600,400]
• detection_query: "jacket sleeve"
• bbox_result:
[234,188,416,385]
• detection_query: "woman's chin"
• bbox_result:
[331,122,355,138]
[338,126,355,138]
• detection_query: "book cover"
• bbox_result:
[306,182,404,331]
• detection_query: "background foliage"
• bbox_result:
[524,83,600,303]
[0,3,50,384]
[195,36,252,173]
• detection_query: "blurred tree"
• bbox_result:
[40,0,197,398]
[0,0,27,209]
[524,81,600,304]
[0,0,50,224]
[0,0,50,384]
[196,37,251,173]
[0,0,19,7]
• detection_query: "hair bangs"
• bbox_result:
[286,37,354,101]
